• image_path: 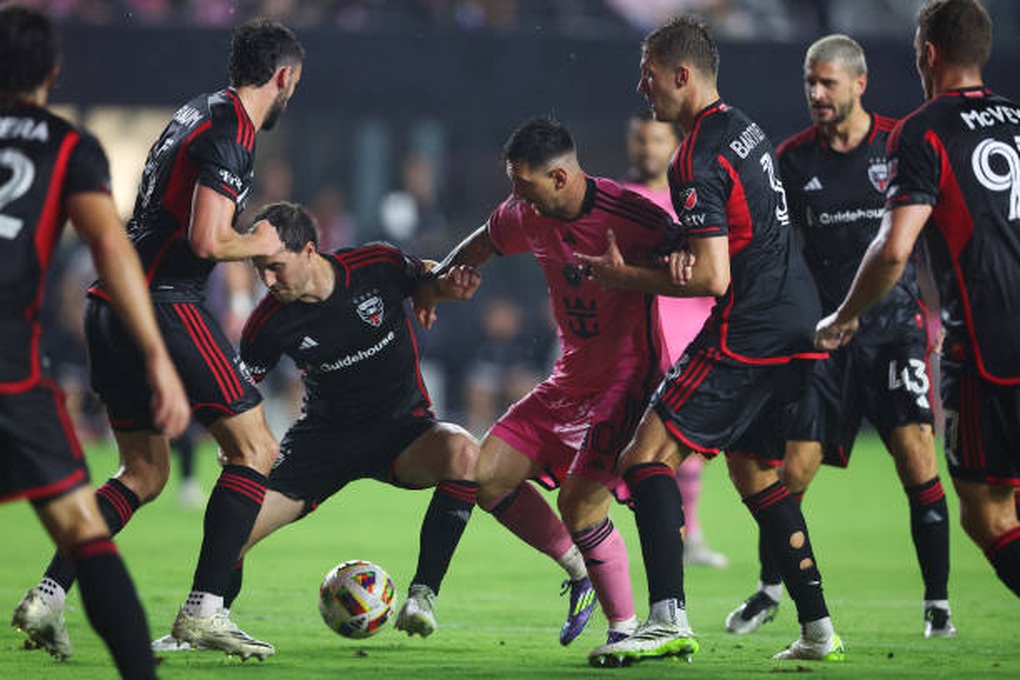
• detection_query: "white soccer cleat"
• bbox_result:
[170,608,274,660]
[773,633,845,661]
[151,633,205,651]
[725,590,779,634]
[588,619,699,667]
[11,588,72,660]
[923,605,957,638]
[395,584,437,638]
[684,535,729,568]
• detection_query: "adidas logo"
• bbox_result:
[803,176,823,191]
[298,336,319,350]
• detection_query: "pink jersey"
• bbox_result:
[623,182,715,364]
[487,176,669,391]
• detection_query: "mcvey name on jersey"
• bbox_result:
[315,330,395,372]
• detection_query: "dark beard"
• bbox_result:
[262,94,287,131]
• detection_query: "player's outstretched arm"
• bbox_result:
[415,226,494,328]
[68,192,190,438]
[575,230,729,298]
[816,204,930,350]
[188,185,283,261]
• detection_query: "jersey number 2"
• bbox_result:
[0,148,36,240]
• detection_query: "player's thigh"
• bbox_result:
[35,486,109,554]
[241,490,305,556]
[557,475,613,533]
[951,477,1019,548]
[392,421,479,487]
[726,450,782,497]
[207,404,278,473]
[618,406,690,474]
[781,440,824,492]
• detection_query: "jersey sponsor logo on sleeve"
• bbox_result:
[868,158,890,193]
[354,291,385,327]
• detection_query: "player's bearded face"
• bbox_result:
[804,60,860,127]
[637,51,678,123]
[263,64,302,131]
[627,120,678,182]
[508,161,566,219]
[255,251,310,303]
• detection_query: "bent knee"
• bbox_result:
[441,433,480,481]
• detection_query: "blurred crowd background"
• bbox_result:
[30,1,1020,468]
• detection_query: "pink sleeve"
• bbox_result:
[486,198,530,255]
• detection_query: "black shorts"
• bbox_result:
[269,409,436,509]
[786,330,935,467]
[651,339,811,463]
[0,379,91,505]
[86,296,262,430]
[941,357,1020,487]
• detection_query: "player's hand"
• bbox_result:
[146,352,190,438]
[664,246,696,286]
[574,229,625,288]
[250,219,285,257]
[815,312,859,350]
[437,265,481,301]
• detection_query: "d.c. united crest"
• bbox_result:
[354,292,384,327]
[868,158,890,193]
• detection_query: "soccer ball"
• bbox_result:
[318,560,397,639]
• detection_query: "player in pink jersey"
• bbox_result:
[623,109,726,569]
[419,117,682,645]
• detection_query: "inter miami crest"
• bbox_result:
[354,291,384,327]
[868,158,890,193]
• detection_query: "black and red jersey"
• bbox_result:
[669,100,824,363]
[0,103,111,391]
[241,243,433,422]
[887,87,1020,384]
[778,114,927,344]
[113,89,256,301]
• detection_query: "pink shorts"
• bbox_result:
[489,378,651,503]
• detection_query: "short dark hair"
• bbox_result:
[918,0,991,69]
[0,4,59,95]
[228,18,305,88]
[503,117,575,167]
[643,15,719,78]
[251,201,318,251]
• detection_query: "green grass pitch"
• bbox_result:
[1,431,1016,678]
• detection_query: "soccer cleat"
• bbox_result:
[170,608,274,660]
[151,634,205,651]
[395,584,437,638]
[11,588,72,660]
[588,620,699,668]
[559,577,597,645]
[773,633,845,661]
[683,536,729,568]
[605,629,630,645]
[924,606,957,638]
[725,590,779,634]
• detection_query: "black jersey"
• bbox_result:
[778,114,925,344]
[669,100,824,363]
[0,103,111,390]
[111,89,256,300]
[241,243,433,422]
[887,87,1020,384]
